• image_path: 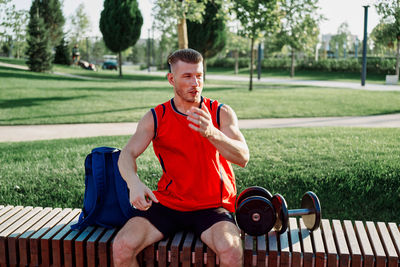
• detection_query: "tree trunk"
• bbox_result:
[177,17,188,49]
[118,51,122,78]
[249,37,254,91]
[290,49,295,78]
[396,37,400,78]
[234,50,239,75]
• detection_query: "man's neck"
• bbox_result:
[173,97,202,115]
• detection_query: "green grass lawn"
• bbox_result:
[1,64,400,125]
[0,127,399,223]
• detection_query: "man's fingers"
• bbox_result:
[146,189,159,203]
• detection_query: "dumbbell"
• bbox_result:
[272,192,321,234]
[236,187,322,236]
[235,186,276,236]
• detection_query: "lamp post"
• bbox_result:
[257,42,264,80]
[361,5,369,86]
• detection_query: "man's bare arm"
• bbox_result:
[118,111,159,210]
[187,104,249,167]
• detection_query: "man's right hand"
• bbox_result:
[129,181,159,211]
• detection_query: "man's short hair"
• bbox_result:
[167,48,203,72]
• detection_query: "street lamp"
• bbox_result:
[361,5,369,86]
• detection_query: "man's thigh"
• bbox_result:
[200,220,242,253]
[114,216,164,251]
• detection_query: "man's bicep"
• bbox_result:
[219,105,246,142]
[124,111,155,158]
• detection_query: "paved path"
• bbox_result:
[1,114,399,142]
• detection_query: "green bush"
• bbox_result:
[208,56,397,74]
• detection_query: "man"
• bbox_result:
[114,48,249,267]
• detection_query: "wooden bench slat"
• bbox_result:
[6,207,50,267]
[280,230,291,267]
[289,217,302,267]
[321,219,338,267]
[354,221,374,267]
[171,231,184,267]
[268,231,279,267]
[29,208,71,266]
[86,227,107,267]
[144,242,156,267]
[0,206,32,234]
[365,221,387,267]
[157,236,170,266]
[387,223,400,259]
[40,208,81,266]
[0,206,23,225]
[51,212,81,267]
[244,234,253,267]
[182,231,194,267]
[18,207,60,266]
[312,222,326,267]
[194,236,204,267]
[256,234,267,267]
[74,226,97,267]
[342,220,362,267]
[0,206,15,222]
[0,206,38,267]
[98,228,117,267]
[331,219,350,267]
[376,222,398,267]
[299,218,314,267]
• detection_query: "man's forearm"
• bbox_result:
[207,129,249,167]
[118,149,141,189]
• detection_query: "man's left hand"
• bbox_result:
[187,103,216,138]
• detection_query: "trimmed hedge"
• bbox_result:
[208,57,397,75]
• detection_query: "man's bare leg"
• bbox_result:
[201,221,243,267]
[113,217,164,267]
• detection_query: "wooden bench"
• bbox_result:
[0,205,399,267]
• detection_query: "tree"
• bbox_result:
[68,3,90,45]
[100,0,143,77]
[371,22,397,57]
[225,30,250,74]
[275,0,322,77]
[375,0,400,77]
[26,1,53,72]
[38,0,65,48]
[187,1,227,78]
[0,0,28,58]
[54,37,71,65]
[233,0,279,90]
[153,0,206,49]
[329,23,352,59]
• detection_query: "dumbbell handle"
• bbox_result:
[288,208,314,217]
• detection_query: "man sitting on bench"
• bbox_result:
[114,48,250,267]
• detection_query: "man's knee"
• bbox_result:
[113,233,141,264]
[217,241,243,266]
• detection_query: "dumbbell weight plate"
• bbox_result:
[236,186,273,210]
[236,196,276,236]
[301,191,321,231]
[271,194,289,234]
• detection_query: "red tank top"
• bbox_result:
[150,97,236,212]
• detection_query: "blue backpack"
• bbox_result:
[72,147,138,230]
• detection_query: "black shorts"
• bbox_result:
[135,202,236,238]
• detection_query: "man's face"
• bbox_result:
[168,60,204,103]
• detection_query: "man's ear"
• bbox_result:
[167,72,174,86]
